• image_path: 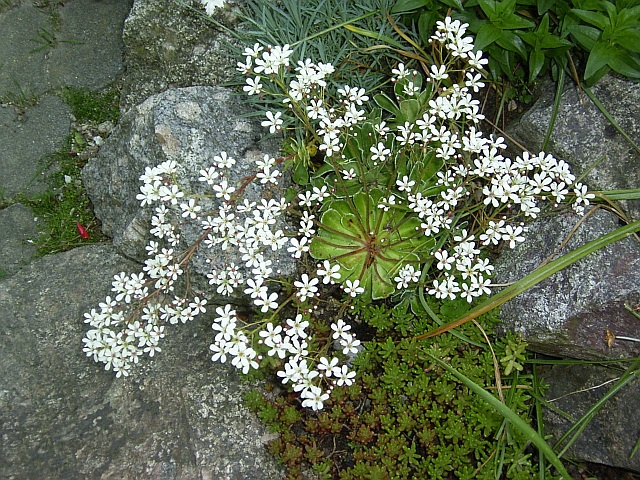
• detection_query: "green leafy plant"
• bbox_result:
[391,0,640,87]
[567,0,640,84]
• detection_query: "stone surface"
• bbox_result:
[510,74,640,221]
[0,244,284,479]
[0,203,43,276]
[121,0,239,111]
[82,86,295,303]
[48,0,133,90]
[542,363,640,473]
[0,96,71,198]
[0,4,51,98]
[0,0,131,98]
[494,208,640,360]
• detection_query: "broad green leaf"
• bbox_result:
[374,93,399,116]
[611,28,640,52]
[399,99,422,124]
[496,29,529,57]
[498,13,536,30]
[494,0,517,17]
[440,0,464,9]
[292,159,309,185]
[475,23,504,50]
[568,24,601,50]
[608,48,640,78]
[537,0,557,14]
[540,35,574,50]
[529,49,546,82]
[477,0,498,18]
[571,8,610,29]
[584,40,612,80]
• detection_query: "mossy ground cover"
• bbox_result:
[245,299,542,480]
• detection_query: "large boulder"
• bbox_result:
[542,362,640,473]
[496,74,640,472]
[496,74,640,359]
[0,244,284,479]
[494,208,640,360]
[82,86,296,304]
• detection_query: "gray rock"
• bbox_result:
[121,0,239,111]
[494,208,640,360]
[510,74,640,221]
[83,86,295,304]
[47,0,132,90]
[0,4,51,98]
[542,362,640,472]
[0,203,43,276]
[0,96,71,198]
[0,244,284,479]
[0,0,131,98]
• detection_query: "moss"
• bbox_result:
[61,86,120,124]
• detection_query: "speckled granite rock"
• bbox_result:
[494,208,640,360]
[82,86,295,305]
[0,244,283,480]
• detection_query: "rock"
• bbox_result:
[509,74,640,221]
[0,96,71,198]
[0,244,284,479]
[0,0,131,98]
[542,362,640,473]
[0,4,52,98]
[493,208,640,360]
[121,0,239,111]
[47,0,132,91]
[0,203,44,277]
[82,86,296,304]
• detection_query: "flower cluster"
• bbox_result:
[83,17,593,410]
[238,18,593,303]
[83,134,358,409]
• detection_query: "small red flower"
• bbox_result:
[76,222,90,239]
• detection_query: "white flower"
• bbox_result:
[502,224,525,249]
[331,319,352,340]
[201,0,225,15]
[343,279,364,297]
[286,314,309,339]
[287,236,309,258]
[301,385,329,411]
[317,357,340,377]
[261,111,283,134]
[396,175,415,192]
[254,291,279,313]
[370,142,390,162]
[339,334,361,355]
[335,365,356,386]
[317,260,341,284]
[243,76,263,96]
[294,274,319,302]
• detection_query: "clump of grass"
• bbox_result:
[22,136,105,255]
